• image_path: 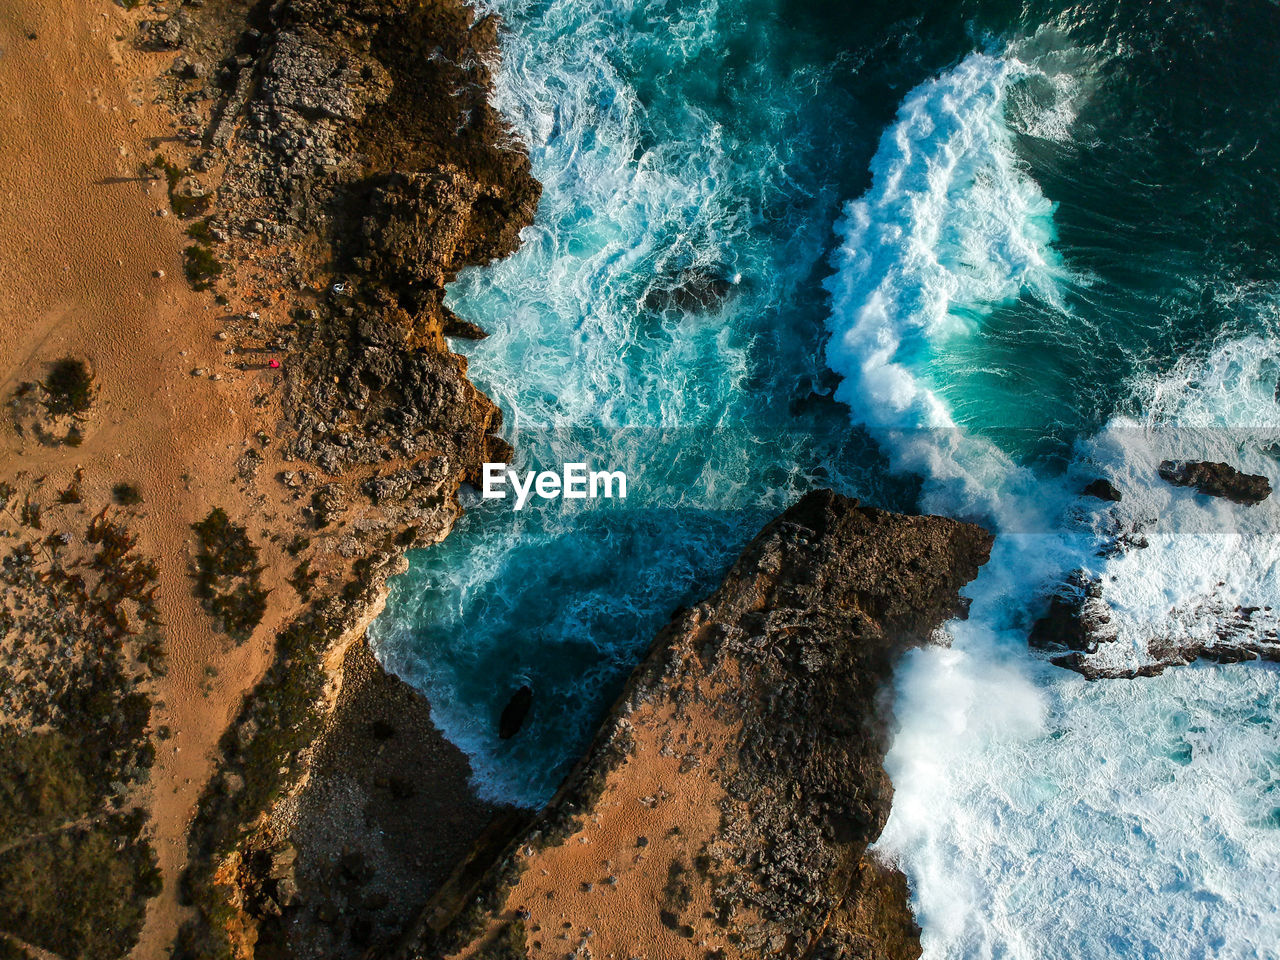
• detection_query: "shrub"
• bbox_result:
[20,498,41,530]
[43,357,93,416]
[113,483,143,506]
[184,245,223,291]
[186,219,214,244]
[190,508,267,643]
[287,559,317,600]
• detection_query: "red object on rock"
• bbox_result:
[269,359,281,369]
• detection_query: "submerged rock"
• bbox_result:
[1033,577,1280,680]
[405,490,992,960]
[498,685,533,740]
[1157,459,1271,505]
[643,268,734,314]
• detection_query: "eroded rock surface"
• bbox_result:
[1033,579,1280,679]
[407,490,992,960]
[1157,459,1272,505]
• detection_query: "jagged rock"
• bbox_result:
[275,875,301,909]
[311,483,347,526]
[1082,478,1122,502]
[261,29,391,123]
[269,844,298,880]
[1063,600,1280,679]
[442,312,488,340]
[145,16,185,49]
[171,56,204,80]
[357,167,537,305]
[1157,459,1271,505]
[1029,572,1114,656]
[405,491,992,960]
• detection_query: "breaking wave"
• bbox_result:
[824,45,1280,960]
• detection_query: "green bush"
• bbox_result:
[186,219,215,244]
[183,245,223,291]
[0,732,90,848]
[190,509,267,643]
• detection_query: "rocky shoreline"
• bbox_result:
[133,0,546,956]
[407,491,992,960]
[1031,461,1280,679]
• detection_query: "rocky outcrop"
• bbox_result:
[1028,573,1116,659]
[143,1,542,957]
[405,491,992,960]
[1030,573,1280,679]
[1082,478,1122,502]
[1157,460,1271,505]
[1031,458,1278,678]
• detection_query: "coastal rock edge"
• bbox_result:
[406,490,993,960]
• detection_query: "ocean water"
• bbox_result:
[369,1,1280,956]
[371,0,924,803]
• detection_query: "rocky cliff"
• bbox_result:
[130,1,544,957]
[407,490,993,960]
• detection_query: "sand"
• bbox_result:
[0,3,297,955]
[448,698,745,960]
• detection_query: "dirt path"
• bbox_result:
[0,4,293,955]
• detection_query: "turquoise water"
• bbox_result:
[372,0,924,802]
[370,1,1280,955]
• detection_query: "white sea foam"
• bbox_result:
[827,46,1280,960]
[882,654,1280,959]
[823,52,1073,526]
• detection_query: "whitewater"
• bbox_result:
[371,2,1280,957]
[827,42,1280,959]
